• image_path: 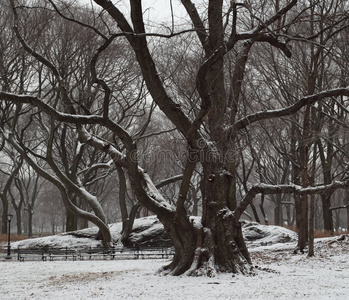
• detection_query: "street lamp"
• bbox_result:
[6,213,13,260]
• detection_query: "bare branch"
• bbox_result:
[230,87,349,134]
[136,127,178,141]
[252,0,297,34]
[155,174,184,189]
[47,0,108,40]
[180,0,208,49]
[0,91,134,147]
[234,180,349,221]
[330,204,349,211]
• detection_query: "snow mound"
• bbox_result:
[242,220,297,247]
[11,216,297,250]
[12,234,101,250]
[123,216,172,247]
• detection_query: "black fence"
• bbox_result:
[5,246,175,262]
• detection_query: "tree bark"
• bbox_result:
[121,203,141,245]
[347,205,349,231]
[66,209,78,232]
[308,194,315,257]
[274,194,282,226]
[27,204,33,237]
[0,194,9,234]
[321,192,334,233]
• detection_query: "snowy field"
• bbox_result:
[1,237,348,300]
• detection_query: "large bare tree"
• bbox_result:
[1,0,349,276]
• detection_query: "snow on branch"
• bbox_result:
[330,203,349,211]
[155,175,184,189]
[234,180,349,221]
[234,0,297,40]
[0,92,175,215]
[142,171,175,212]
[0,91,133,146]
[0,92,101,122]
[230,88,349,134]
[79,129,175,213]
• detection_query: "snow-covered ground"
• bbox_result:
[0,236,348,299]
[0,218,348,299]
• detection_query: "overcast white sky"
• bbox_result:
[78,0,187,26]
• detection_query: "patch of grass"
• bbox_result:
[283,226,349,238]
[283,225,297,233]
[313,229,349,238]
[313,230,333,238]
[46,271,122,287]
[0,234,27,243]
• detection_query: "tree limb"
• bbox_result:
[180,0,208,49]
[230,87,349,134]
[234,180,349,222]
[0,91,134,146]
[330,204,349,211]
[155,175,184,189]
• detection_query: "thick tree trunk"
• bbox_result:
[259,194,269,225]
[159,213,197,276]
[51,221,56,235]
[128,157,252,276]
[16,210,22,235]
[308,194,315,257]
[78,215,89,230]
[321,193,334,233]
[159,207,251,276]
[1,195,9,234]
[28,208,33,237]
[171,163,251,276]
[274,194,283,226]
[66,194,78,232]
[296,103,311,252]
[297,195,308,252]
[334,210,340,232]
[273,159,289,226]
[201,212,251,274]
[121,203,141,245]
[319,150,334,233]
[78,199,89,229]
[66,209,78,232]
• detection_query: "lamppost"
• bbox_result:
[6,213,13,260]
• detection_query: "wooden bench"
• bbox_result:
[78,246,149,260]
[131,246,175,259]
[17,249,47,262]
[78,247,122,260]
[48,248,77,261]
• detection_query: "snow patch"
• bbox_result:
[11,217,297,251]
[242,220,297,247]
[1,236,348,299]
